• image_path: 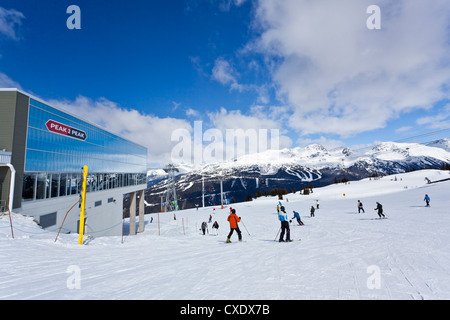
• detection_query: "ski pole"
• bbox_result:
[240,220,250,236]
[274,228,281,241]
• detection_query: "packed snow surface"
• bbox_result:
[1,170,450,300]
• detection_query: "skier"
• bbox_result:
[310,205,315,217]
[209,214,212,223]
[226,209,242,243]
[424,194,430,207]
[358,200,365,213]
[212,221,219,235]
[201,221,208,235]
[316,200,320,209]
[278,207,292,242]
[292,210,304,226]
[374,202,385,218]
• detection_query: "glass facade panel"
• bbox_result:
[36,173,47,200]
[21,98,148,203]
[59,173,67,197]
[25,99,147,174]
[51,174,59,198]
[22,173,35,201]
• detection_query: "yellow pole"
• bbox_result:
[78,165,88,245]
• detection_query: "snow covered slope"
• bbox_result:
[1,169,450,300]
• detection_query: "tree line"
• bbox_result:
[245,184,315,201]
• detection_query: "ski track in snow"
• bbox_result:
[1,170,450,300]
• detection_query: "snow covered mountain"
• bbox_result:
[145,139,450,212]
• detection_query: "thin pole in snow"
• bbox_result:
[55,199,80,243]
[121,210,125,244]
[182,217,185,235]
[241,220,250,236]
[7,204,14,239]
[274,228,281,241]
[202,176,205,208]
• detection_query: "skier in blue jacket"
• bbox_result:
[278,206,292,242]
[424,194,430,207]
[292,211,304,225]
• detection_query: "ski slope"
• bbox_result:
[1,170,450,300]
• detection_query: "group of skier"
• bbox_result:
[276,200,320,241]
[356,200,385,218]
[199,192,432,243]
[201,220,220,235]
[200,207,243,243]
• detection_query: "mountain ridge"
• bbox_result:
[144,139,450,212]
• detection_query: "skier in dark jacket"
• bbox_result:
[212,221,219,235]
[374,202,385,218]
[310,206,315,217]
[201,221,208,235]
[358,200,365,213]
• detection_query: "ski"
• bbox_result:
[224,240,247,244]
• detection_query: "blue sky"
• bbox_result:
[1,0,449,167]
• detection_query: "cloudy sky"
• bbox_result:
[1,0,449,167]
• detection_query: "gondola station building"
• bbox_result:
[0,88,148,237]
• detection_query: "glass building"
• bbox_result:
[0,89,148,237]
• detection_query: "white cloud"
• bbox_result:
[0,7,25,40]
[211,57,244,92]
[211,57,273,104]
[185,108,200,118]
[395,126,413,134]
[171,101,181,112]
[416,104,450,130]
[0,72,22,88]
[207,107,292,149]
[49,96,193,167]
[250,0,450,137]
[219,0,249,11]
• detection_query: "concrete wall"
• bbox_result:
[18,184,146,237]
[0,91,29,209]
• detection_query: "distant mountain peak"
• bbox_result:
[146,138,450,212]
